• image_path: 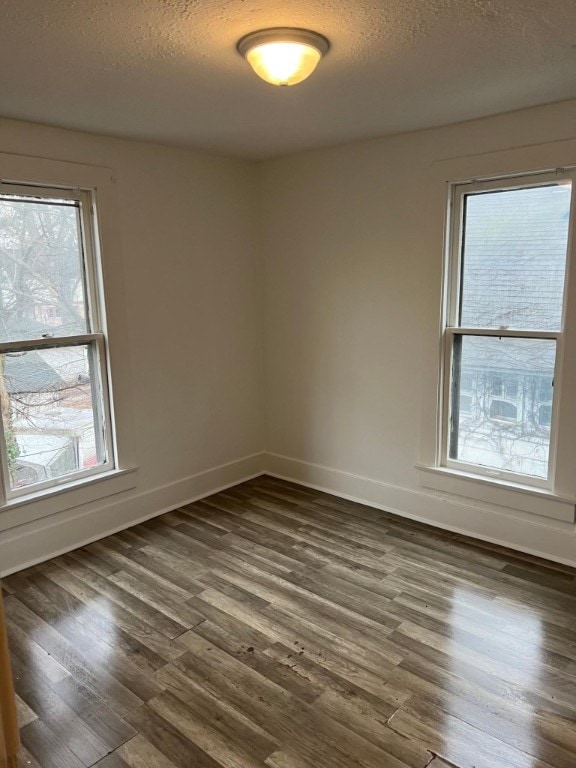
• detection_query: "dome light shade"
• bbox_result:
[238,28,329,86]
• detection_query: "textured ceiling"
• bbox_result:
[1,0,575,158]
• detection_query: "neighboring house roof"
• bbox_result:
[3,351,64,394]
[458,184,569,377]
[15,433,71,465]
[461,184,570,333]
[3,346,89,394]
[13,406,94,435]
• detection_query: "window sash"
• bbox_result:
[441,170,575,489]
[0,182,83,201]
[0,183,115,502]
[444,327,558,339]
[445,170,574,332]
[0,333,102,355]
[0,335,114,501]
[0,184,102,340]
[441,330,562,488]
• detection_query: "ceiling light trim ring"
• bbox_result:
[237,28,330,59]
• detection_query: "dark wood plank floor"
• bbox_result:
[3,475,576,768]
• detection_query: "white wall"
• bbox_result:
[0,119,264,574]
[260,99,576,566]
[3,100,576,573]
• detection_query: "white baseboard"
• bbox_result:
[265,453,576,567]
[2,449,574,575]
[0,452,266,576]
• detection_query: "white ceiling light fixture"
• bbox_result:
[237,28,330,87]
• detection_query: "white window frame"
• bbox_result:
[440,168,575,491]
[0,182,116,500]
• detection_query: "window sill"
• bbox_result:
[416,464,575,523]
[0,467,138,533]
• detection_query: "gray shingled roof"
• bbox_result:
[458,183,569,375]
[3,351,64,394]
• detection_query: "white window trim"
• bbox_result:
[417,139,576,523]
[416,463,575,523]
[0,152,137,525]
[440,169,573,491]
[0,184,115,499]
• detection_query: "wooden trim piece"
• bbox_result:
[0,588,19,768]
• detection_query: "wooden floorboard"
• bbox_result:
[3,475,576,768]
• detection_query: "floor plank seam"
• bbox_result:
[6,475,576,768]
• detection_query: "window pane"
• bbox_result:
[449,335,555,479]
[460,184,571,331]
[0,344,105,491]
[0,196,89,342]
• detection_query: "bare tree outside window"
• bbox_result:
[0,198,88,342]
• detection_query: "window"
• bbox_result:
[0,183,114,498]
[442,172,573,487]
[459,393,473,415]
[489,398,518,423]
[538,403,552,430]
